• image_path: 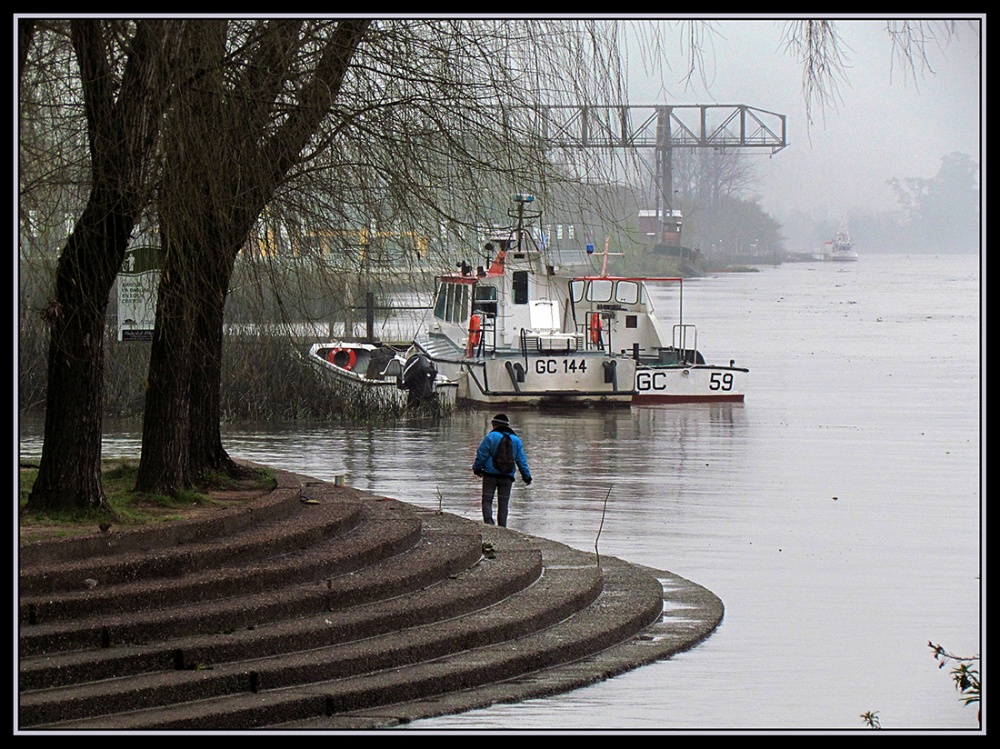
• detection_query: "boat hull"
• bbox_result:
[414,338,635,408]
[459,355,635,407]
[632,364,748,404]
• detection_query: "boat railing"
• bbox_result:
[520,332,581,355]
[577,311,612,353]
[672,323,698,362]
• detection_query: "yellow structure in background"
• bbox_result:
[250,224,430,260]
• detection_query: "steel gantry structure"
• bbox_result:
[527,103,788,245]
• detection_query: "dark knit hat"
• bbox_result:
[491,413,511,428]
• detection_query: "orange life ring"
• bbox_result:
[467,314,482,356]
[327,347,357,371]
[589,314,603,345]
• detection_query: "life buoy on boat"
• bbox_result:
[327,347,357,371]
[467,314,482,356]
[589,314,603,345]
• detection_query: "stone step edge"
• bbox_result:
[18,484,363,596]
[19,511,509,691]
[18,541,564,728]
[18,501,429,655]
[300,566,727,730]
[18,467,304,567]
[33,533,630,731]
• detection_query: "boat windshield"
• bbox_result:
[433,282,470,323]
[615,281,640,305]
[569,278,648,308]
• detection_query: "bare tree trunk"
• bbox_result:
[135,251,195,493]
[27,212,125,512]
[137,19,371,493]
[25,20,182,513]
[188,245,248,478]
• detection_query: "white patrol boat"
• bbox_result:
[410,195,635,408]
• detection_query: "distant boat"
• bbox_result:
[828,222,859,262]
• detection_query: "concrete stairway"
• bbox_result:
[17,470,724,731]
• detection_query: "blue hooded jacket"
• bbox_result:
[473,427,531,481]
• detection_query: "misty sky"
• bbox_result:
[623,17,983,224]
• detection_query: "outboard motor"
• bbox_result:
[399,353,438,407]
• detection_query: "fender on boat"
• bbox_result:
[603,359,618,389]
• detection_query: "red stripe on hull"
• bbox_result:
[632,393,745,404]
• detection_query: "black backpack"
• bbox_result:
[493,433,515,474]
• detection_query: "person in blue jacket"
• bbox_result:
[472,413,532,527]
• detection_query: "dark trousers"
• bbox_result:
[481,474,514,527]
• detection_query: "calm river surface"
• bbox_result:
[17,253,983,732]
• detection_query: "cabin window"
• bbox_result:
[458,283,470,322]
[443,283,470,323]
[473,284,498,317]
[569,279,585,303]
[445,284,456,321]
[434,284,447,320]
[513,270,529,305]
[615,281,639,305]
[586,279,613,303]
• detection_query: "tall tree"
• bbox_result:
[25,20,183,512]
[888,151,980,253]
[137,19,372,492]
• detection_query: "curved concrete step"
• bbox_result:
[19,510,524,694]
[19,481,363,604]
[19,496,426,657]
[299,565,726,730]
[24,531,650,731]
[35,536,662,730]
[18,475,726,732]
[18,469,304,568]
[19,523,556,728]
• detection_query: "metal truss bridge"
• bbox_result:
[526,104,788,241]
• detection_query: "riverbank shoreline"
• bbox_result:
[17,467,724,731]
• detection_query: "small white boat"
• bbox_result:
[828,222,859,262]
[306,341,456,409]
[410,195,635,408]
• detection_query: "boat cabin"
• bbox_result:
[429,245,580,357]
[567,275,705,365]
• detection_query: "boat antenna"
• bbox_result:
[600,236,623,277]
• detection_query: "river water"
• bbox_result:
[17,253,983,733]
